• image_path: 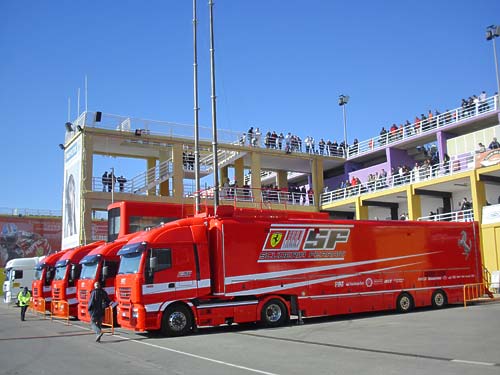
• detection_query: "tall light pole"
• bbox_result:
[338,94,349,156]
[486,25,500,106]
[192,0,201,214]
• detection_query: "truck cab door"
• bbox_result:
[144,248,177,302]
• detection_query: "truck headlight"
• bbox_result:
[132,308,139,318]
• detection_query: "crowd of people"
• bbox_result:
[377,91,492,147]
[239,92,493,159]
[101,171,127,192]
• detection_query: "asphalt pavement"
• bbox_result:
[1,301,499,375]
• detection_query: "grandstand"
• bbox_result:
[61,94,500,272]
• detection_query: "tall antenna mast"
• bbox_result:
[85,75,88,113]
[67,97,71,122]
[209,0,220,211]
[193,0,201,214]
[77,88,81,117]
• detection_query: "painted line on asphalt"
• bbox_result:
[451,359,496,366]
[114,333,279,375]
[239,332,500,367]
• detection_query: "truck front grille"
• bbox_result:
[79,289,88,301]
[119,287,131,299]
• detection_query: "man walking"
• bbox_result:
[17,287,31,321]
[88,282,111,342]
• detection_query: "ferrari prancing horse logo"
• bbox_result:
[270,233,283,248]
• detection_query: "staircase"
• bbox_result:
[127,160,172,194]
[200,149,247,172]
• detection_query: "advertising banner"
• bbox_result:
[61,137,82,249]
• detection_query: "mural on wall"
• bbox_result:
[0,216,108,267]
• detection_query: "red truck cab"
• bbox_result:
[51,241,105,317]
[32,250,67,312]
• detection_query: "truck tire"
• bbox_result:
[431,290,447,309]
[161,304,193,336]
[261,299,288,327]
[396,292,414,313]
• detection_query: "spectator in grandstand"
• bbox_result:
[489,137,500,150]
[278,132,284,150]
[460,197,472,211]
[247,127,253,146]
[476,143,487,153]
[414,115,421,134]
[253,128,261,147]
[351,138,359,154]
[101,171,108,192]
[479,91,488,112]
[379,127,388,145]
[108,170,116,192]
[117,175,127,192]
[318,138,325,155]
[443,153,451,175]
[264,131,271,148]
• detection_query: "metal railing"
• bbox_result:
[194,186,315,207]
[463,282,496,307]
[321,152,475,205]
[346,95,498,158]
[0,207,62,217]
[418,209,474,222]
[70,111,244,145]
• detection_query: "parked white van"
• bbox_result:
[3,256,44,304]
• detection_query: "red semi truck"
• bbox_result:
[115,206,483,336]
[32,250,68,312]
[52,241,105,317]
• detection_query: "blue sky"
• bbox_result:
[0,1,498,211]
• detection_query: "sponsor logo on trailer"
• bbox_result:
[260,224,351,262]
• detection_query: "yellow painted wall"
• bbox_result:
[481,224,500,272]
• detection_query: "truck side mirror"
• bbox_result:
[102,265,109,279]
[149,257,158,272]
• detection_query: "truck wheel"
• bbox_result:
[261,299,288,327]
[161,304,193,336]
[431,290,447,309]
[396,292,414,313]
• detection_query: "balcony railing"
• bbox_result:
[0,207,62,217]
[321,152,475,205]
[417,209,474,222]
[193,186,315,207]
[346,95,498,158]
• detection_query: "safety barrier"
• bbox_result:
[463,283,494,307]
[30,297,48,318]
[101,306,114,335]
[50,300,70,325]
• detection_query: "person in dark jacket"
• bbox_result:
[88,281,110,342]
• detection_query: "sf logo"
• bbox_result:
[303,228,350,250]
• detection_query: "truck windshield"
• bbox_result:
[118,252,142,274]
[4,268,12,281]
[54,265,68,280]
[80,260,99,280]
